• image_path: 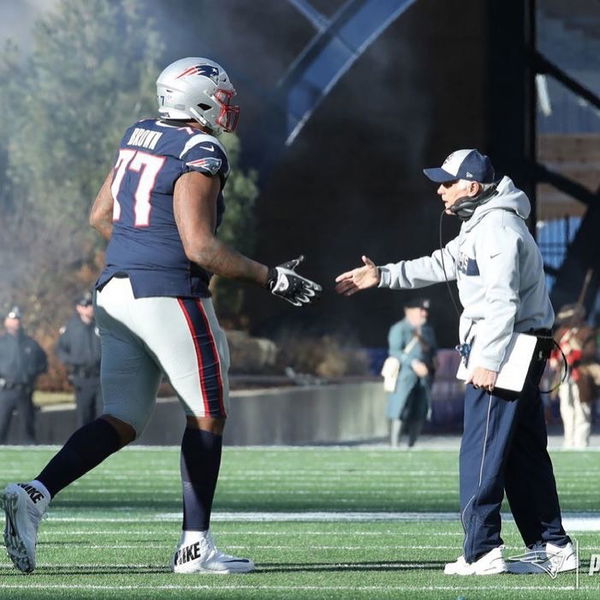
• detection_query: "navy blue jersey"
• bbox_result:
[96,119,230,298]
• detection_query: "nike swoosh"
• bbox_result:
[490,252,501,259]
[200,144,214,152]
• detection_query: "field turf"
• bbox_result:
[1,446,599,599]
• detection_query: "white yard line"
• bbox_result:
[38,511,600,532]
[38,543,462,550]
[42,543,600,552]
[0,584,593,592]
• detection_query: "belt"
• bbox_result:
[528,328,552,336]
[527,329,554,361]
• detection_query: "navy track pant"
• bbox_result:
[459,360,570,562]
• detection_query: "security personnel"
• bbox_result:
[0,306,48,444]
[57,292,102,426]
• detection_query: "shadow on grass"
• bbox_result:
[0,560,443,577]
[256,560,444,573]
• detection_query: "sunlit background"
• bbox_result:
[0,0,598,388]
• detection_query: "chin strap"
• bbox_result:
[450,184,499,221]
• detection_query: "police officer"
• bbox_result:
[57,292,102,426]
[0,306,48,444]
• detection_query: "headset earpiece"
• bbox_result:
[449,197,479,220]
[449,184,499,221]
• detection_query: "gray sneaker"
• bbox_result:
[1,482,50,574]
[507,542,579,576]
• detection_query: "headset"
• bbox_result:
[447,183,499,220]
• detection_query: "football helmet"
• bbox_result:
[156,57,239,135]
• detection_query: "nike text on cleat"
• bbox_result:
[444,546,507,575]
[171,530,254,574]
[507,542,579,575]
[1,482,50,574]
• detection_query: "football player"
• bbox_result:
[1,57,321,575]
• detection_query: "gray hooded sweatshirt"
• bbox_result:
[378,176,554,371]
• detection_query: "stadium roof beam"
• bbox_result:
[282,0,418,145]
[531,37,600,312]
[286,0,330,32]
[487,0,599,312]
[534,51,600,113]
[533,163,599,208]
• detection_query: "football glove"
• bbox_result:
[266,255,322,307]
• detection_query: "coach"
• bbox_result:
[335,149,576,576]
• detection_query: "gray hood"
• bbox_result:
[463,176,530,232]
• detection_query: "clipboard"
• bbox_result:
[456,333,538,393]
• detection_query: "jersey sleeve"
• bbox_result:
[180,137,230,180]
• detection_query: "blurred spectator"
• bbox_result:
[57,292,102,426]
[385,298,437,448]
[550,303,599,449]
[0,306,48,444]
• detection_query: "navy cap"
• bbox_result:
[404,297,430,310]
[76,291,93,307]
[423,149,495,184]
[6,306,22,319]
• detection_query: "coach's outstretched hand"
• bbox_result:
[267,255,322,307]
[335,255,381,296]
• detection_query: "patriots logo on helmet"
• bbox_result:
[176,64,220,83]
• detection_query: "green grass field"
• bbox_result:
[1,446,599,599]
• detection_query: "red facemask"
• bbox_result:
[214,89,240,132]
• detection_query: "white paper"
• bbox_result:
[456,333,538,392]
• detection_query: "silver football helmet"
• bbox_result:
[156,57,240,135]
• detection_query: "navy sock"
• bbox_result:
[180,428,223,531]
[36,418,122,498]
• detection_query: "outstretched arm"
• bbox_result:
[336,238,460,297]
[335,256,380,296]
[174,170,268,285]
[174,171,321,306]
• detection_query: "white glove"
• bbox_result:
[267,255,322,307]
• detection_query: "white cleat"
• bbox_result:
[171,530,255,574]
[444,546,507,575]
[1,482,50,574]
[507,541,579,575]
